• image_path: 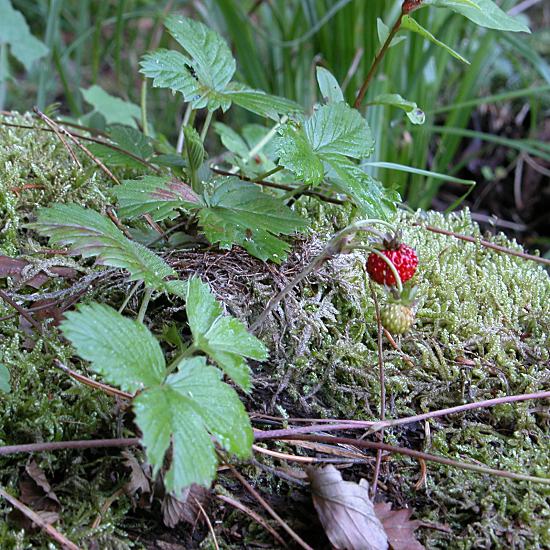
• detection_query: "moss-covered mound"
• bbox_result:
[0,115,548,549]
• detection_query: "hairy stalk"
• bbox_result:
[136,287,153,324]
[140,80,149,137]
[355,245,404,293]
[200,110,213,142]
[118,280,143,314]
[354,9,405,109]
[176,103,193,153]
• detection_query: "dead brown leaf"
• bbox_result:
[374,502,425,550]
[0,255,77,289]
[122,450,151,496]
[307,465,388,550]
[161,484,209,528]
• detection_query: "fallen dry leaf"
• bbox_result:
[161,484,209,528]
[307,465,388,550]
[374,502,425,550]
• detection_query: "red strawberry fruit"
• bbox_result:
[367,237,418,286]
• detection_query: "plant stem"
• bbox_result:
[368,276,385,496]
[256,165,283,181]
[176,103,193,153]
[354,10,404,109]
[118,280,143,314]
[0,438,139,456]
[136,287,153,324]
[200,110,213,142]
[229,115,288,174]
[166,344,197,374]
[140,80,149,137]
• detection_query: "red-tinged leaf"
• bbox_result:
[0,255,77,289]
[307,465,388,550]
[374,502,425,550]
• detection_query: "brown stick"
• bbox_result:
[253,390,550,438]
[354,11,404,109]
[216,494,287,547]
[33,107,121,185]
[0,485,81,550]
[53,360,133,401]
[211,167,345,205]
[271,434,550,485]
[0,438,139,456]
[418,223,550,266]
[227,464,314,550]
[0,289,43,335]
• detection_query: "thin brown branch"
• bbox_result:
[194,497,220,550]
[216,494,287,547]
[0,485,81,550]
[32,108,82,168]
[53,360,133,401]
[226,464,314,550]
[0,438,139,456]
[254,390,550,438]
[0,289,43,335]
[33,107,121,185]
[211,167,345,205]
[418,223,550,266]
[272,434,550,485]
[354,11,404,109]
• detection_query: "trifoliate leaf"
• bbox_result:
[134,356,253,495]
[0,0,48,70]
[140,16,302,119]
[186,277,267,391]
[369,93,425,125]
[81,85,142,128]
[88,125,153,169]
[422,0,530,33]
[323,155,398,219]
[401,16,469,64]
[32,204,187,297]
[115,176,199,221]
[61,303,165,393]
[0,364,10,393]
[198,177,307,263]
[316,67,344,104]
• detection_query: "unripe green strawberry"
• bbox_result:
[380,303,414,335]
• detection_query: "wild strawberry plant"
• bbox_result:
[29,0,531,501]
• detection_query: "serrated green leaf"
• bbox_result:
[401,16,470,64]
[88,125,153,169]
[81,85,141,128]
[277,103,374,184]
[186,277,267,391]
[140,16,302,118]
[323,155,398,219]
[32,204,187,297]
[422,0,530,32]
[277,122,325,184]
[306,103,374,158]
[198,178,307,263]
[61,303,165,393]
[0,364,10,393]
[115,176,199,221]
[0,0,48,70]
[166,15,235,93]
[134,356,252,495]
[315,67,344,104]
[369,93,425,125]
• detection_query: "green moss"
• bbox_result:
[0,115,548,548]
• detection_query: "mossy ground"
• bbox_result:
[0,115,548,549]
